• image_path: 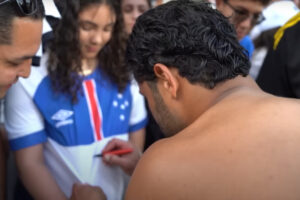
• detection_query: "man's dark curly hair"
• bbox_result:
[126,0,250,89]
[48,0,129,102]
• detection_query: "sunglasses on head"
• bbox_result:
[0,0,37,16]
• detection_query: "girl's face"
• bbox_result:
[79,4,116,60]
[121,0,150,35]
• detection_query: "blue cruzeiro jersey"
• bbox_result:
[5,59,148,199]
[7,67,147,149]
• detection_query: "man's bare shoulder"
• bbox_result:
[125,138,200,200]
[247,95,300,131]
[125,139,172,199]
[206,90,300,134]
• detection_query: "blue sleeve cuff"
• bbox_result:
[9,130,47,151]
[129,117,148,133]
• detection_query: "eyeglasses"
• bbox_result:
[0,0,37,16]
[224,0,265,25]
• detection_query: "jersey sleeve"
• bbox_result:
[128,79,148,133]
[5,81,47,151]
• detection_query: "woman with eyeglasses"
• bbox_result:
[215,0,270,58]
[5,0,147,199]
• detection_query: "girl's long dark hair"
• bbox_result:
[48,0,129,103]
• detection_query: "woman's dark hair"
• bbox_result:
[113,0,152,86]
[48,0,129,102]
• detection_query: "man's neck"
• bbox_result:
[180,76,259,126]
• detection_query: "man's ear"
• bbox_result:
[153,63,179,99]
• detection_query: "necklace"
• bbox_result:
[81,59,97,76]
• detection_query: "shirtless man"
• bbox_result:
[72,1,300,199]
[123,1,300,199]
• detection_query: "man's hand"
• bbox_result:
[102,138,142,175]
[70,183,106,200]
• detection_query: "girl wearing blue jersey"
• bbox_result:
[5,0,148,199]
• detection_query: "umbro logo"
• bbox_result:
[51,109,74,128]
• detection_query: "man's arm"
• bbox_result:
[4,80,66,199]
[15,144,67,200]
[70,183,106,200]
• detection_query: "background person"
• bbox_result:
[115,0,153,151]
[215,0,271,57]
[249,0,299,79]
[121,0,151,36]
[0,0,44,199]
[294,0,300,7]
[120,0,165,150]
[9,1,61,199]
[256,13,300,98]
[5,0,147,199]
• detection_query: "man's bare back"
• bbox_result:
[126,77,300,199]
